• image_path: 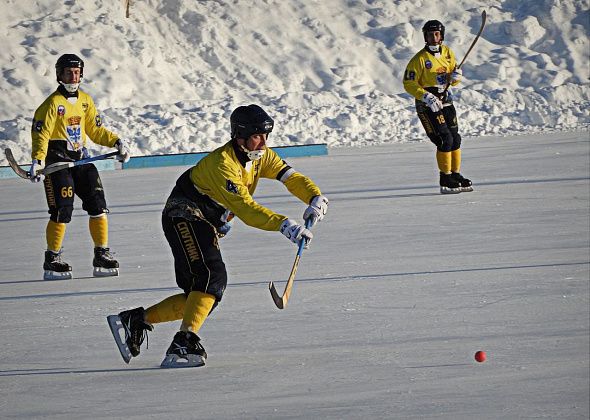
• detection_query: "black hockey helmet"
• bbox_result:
[55,54,84,81]
[230,104,274,140]
[422,20,445,42]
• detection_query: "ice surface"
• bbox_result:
[0,131,588,419]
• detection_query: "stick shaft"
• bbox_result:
[457,10,487,69]
[441,10,487,97]
[4,148,119,179]
[41,151,119,175]
[268,218,313,309]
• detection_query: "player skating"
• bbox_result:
[108,104,328,368]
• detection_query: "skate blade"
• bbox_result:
[107,315,132,364]
[93,267,119,277]
[460,186,474,192]
[44,270,72,280]
[440,186,461,194]
[160,354,205,369]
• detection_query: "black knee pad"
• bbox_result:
[428,133,443,148]
[83,198,108,217]
[178,259,228,301]
[202,259,228,301]
[78,165,108,216]
[451,134,462,151]
[87,208,108,218]
[437,135,454,152]
[49,206,74,223]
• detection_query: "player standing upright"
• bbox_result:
[31,54,131,280]
[107,104,329,368]
[403,20,473,194]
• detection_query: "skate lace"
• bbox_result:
[123,319,151,350]
[49,249,65,264]
[171,342,188,355]
[132,326,149,350]
[99,248,116,261]
[187,334,207,358]
[165,332,207,358]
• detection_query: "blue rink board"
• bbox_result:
[122,143,328,170]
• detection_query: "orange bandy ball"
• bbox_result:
[475,351,486,362]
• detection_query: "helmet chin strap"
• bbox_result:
[240,144,266,161]
[59,81,80,93]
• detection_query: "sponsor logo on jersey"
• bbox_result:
[66,125,82,150]
[226,179,238,194]
[32,119,43,132]
[82,102,89,112]
[68,116,81,125]
[95,115,103,127]
[405,70,416,81]
[57,105,66,116]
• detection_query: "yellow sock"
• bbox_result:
[46,220,66,252]
[89,215,108,248]
[180,291,216,334]
[451,149,462,173]
[436,151,452,174]
[145,294,187,324]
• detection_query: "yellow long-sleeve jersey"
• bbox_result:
[403,45,459,101]
[31,88,119,162]
[189,141,322,232]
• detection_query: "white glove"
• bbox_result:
[217,219,233,236]
[29,159,45,183]
[115,139,130,163]
[280,218,313,248]
[451,68,462,83]
[303,195,329,228]
[422,92,443,112]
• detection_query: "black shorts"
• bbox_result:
[416,101,461,152]
[162,214,227,301]
[43,164,107,223]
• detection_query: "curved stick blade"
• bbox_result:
[269,281,286,309]
[4,148,30,179]
[268,254,301,309]
[268,219,311,310]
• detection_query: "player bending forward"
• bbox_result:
[108,104,328,368]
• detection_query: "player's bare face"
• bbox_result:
[426,31,442,45]
[61,67,81,84]
[246,133,267,151]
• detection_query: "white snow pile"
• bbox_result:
[0,0,588,164]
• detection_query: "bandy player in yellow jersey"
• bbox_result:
[30,54,131,280]
[107,104,329,368]
[403,20,474,194]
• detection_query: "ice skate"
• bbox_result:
[43,250,72,280]
[93,246,119,277]
[160,331,207,368]
[107,307,153,363]
[439,172,461,194]
[451,172,473,192]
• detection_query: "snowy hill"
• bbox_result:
[1,0,588,164]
